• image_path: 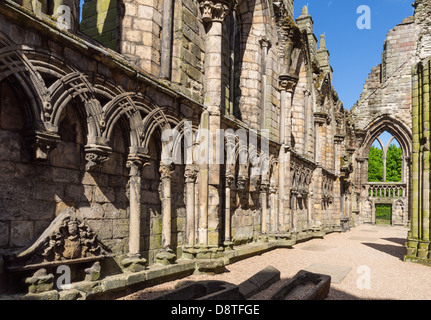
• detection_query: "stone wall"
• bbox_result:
[0,0,353,298]
[350,17,414,131]
[171,0,205,103]
[405,0,431,265]
[80,0,118,50]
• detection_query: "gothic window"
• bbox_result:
[368,131,402,183]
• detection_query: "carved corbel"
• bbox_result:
[84,144,112,172]
[236,176,247,190]
[25,130,60,161]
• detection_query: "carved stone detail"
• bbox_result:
[198,0,231,23]
[84,144,112,172]
[159,163,175,180]
[279,74,298,93]
[126,151,150,177]
[5,208,111,271]
[184,165,198,183]
[25,130,60,161]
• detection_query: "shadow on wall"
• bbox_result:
[80,0,120,51]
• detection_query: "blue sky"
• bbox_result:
[293,0,414,111]
[293,1,413,148]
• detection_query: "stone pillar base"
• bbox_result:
[223,241,234,251]
[25,268,54,294]
[121,256,147,272]
[182,245,224,260]
[156,249,177,265]
[404,238,431,265]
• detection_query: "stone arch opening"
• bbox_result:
[368,131,403,184]
[356,115,411,227]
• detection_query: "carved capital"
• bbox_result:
[184,165,198,183]
[226,174,235,188]
[84,144,112,172]
[236,176,247,190]
[260,180,270,193]
[159,163,175,180]
[279,74,298,93]
[199,0,231,23]
[259,38,272,50]
[269,185,278,194]
[314,112,328,126]
[126,152,150,176]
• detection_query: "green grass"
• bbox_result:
[375,204,391,224]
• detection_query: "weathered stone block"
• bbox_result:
[0,222,9,246]
[113,219,129,238]
[10,220,34,247]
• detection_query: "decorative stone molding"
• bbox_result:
[198,0,231,23]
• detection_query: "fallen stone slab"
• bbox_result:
[269,270,331,300]
[238,266,281,299]
[153,280,240,300]
[303,263,352,284]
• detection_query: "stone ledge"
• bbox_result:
[12,229,341,300]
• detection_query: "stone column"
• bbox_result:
[304,90,311,154]
[269,185,278,232]
[185,165,198,246]
[224,174,235,249]
[198,0,231,248]
[259,39,271,131]
[382,155,387,182]
[260,180,270,234]
[278,75,297,232]
[156,163,176,265]
[160,0,174,79]
[122,149,149,272]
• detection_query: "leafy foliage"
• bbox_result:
[386,144,402,182]
[376,204,391,223]
[368,143,402,182]
[368,145,383,182]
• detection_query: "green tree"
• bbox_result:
[386,144,402,182]
[368,145,383,182]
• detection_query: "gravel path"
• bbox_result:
[119,225,431,300]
